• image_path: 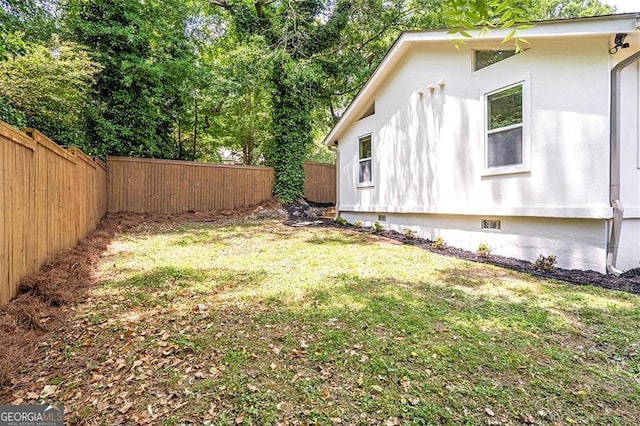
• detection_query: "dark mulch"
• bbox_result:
[289,217,640,295]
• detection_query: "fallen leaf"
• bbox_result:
[270,363,276,370]
[485,408,495,417]
[371,385,384,393]
[40,385,57,398]
[409,397,420,406]
[385,417,401,426]
[235,415,244,424]
[321,388,330,401]
[331,418,342,424]
[119,401,133,414]
[522,414,535,424]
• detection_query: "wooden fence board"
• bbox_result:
[303,162,336,204]
[0,121,107,304]
[107,157,335,214]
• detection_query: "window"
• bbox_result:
[358,135,372,184]
[359,101,375,120]
[486,84,523,169]
[475,50,516,71]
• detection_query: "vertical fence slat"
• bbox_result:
[0,122,107,304]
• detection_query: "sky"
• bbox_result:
[605,0,639,13]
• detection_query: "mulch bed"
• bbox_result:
[305,219,640,295]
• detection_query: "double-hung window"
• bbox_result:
[358,134,372,185]
[485,83,525,172]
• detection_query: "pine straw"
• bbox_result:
[0,202,279,387]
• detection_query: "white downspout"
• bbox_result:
[333,142,340,219]
[607,50,640,275]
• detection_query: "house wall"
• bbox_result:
[618,60,640,271]
[337,35,639,273]
[341,212,608,272]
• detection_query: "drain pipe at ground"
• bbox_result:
[607,50,640,275]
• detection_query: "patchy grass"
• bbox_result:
[4,220,640,425]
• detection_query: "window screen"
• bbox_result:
[358,135,372,184]
[486,84,523,168]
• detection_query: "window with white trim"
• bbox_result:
[486,83,524,169]
[358,134,372,184]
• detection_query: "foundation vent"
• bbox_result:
[378,214,386,221]
[482,219,501,230]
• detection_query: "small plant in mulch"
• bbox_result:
[335,216,348,226]
[533,254,557,272]
[401,228,417,239]
[477,243,492,258]
[431,236,446,250]
[353,219,364,228]
[372,221,384,233]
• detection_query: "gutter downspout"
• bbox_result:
[607,50,640,275]
[333,142,340,220]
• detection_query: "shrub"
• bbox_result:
[353,220,363,228]
[335,216,348,226]
[402,229,417,239]
[533,254,557,272]
[477,243,491,258]
[372,221,384,233]
[431,236,445,250]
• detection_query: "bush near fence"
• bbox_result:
[2,122,336,303]
[1,122,107,304]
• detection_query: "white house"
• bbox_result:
[324,13,640,274]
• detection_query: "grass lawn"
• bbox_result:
[6,219,640,425]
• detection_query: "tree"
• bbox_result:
[63,0,199,157]
[207,0,354,201]
[0,41,99,147]
[201,38,273,165]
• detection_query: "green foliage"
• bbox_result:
[0,41,99,148]
[477,243,492,257]
[402,228,417,239]
[0,96,25,127]
[335,216,348,226]
[353,220,364,228]
[64,0,199,157]
[444,0,613,50]
[372,221,384,233]
[431,236,446,250]
[533,254,557,272]
[201,37,273,164]
[267,56,320,202]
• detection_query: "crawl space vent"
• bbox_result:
[482,219,501,230]
[378,214,386,221]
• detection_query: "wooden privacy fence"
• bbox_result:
[303,161,336,204]
[108,157,336,214]
[1,122,107,304]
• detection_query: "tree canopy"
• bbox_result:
[0,0,616,200]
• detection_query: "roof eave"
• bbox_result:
[323,13,640,147]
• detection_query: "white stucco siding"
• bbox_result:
[619,61,640,216]
[340,212,608,273]
[619,219,640,271]
[338,36,614,218]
